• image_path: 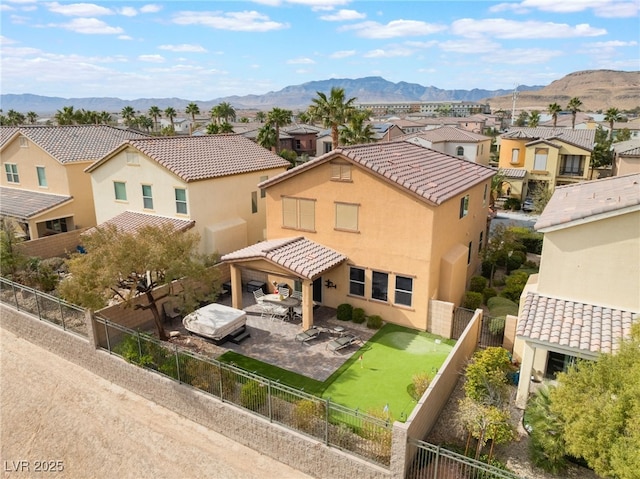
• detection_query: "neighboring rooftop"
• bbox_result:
[535,173,640,231]
[500,127,596,151]
[517,291,635,355]
[0,186,72,219]
[0,125,151,164]
[260,140,495,206]
[87,134,290,182]
[85,211,195,235]
[394,126,490,143]
[499,168,527,179]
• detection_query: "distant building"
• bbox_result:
[355,101,490,117]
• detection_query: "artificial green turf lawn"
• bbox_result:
[321,323,454,422]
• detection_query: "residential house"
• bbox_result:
[241,127,294,154]
[597,120,640,141]
[613,139,640,176]
[538,111,593,129]
[514,173,640,407]
[0,125,149,239]
[498,127,596,200]
[314,123,404,156]
[282,124,323,157]
[222,140,495,331]
[85,134,291,255]
[158,117,192,134]
[395,126,492,165]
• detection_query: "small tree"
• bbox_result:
[464,347,513,406]
[0,217,28,278]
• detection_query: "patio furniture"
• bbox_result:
[327,334,360,353]
[295,327,320,344]
[253,289,266,303]
[270,305,290,322]
[162,302,181,326]
[263,293,300,321]
[291,291,302,320]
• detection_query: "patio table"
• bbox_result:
[263,294,301,321]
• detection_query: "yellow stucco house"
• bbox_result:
[222,140,495,332]
[0,125,149,239]
[85,134,291,255]
[498,128,596,201]
[513,173,640,408]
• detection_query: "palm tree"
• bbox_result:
[547,103,562,128]
[6,110,26,126]
[566,97,582,129]
[308,87,357,149]
[121,106,136,127]
[216,102,236,123]
[206,123,220,135]
[218,122,234,134]
[55,106,77,125]
[164,107,177,129]
[257,124,277,151]
[604,107,621,141]
[136,115,153,132]
[148,106,161,132]
[339,111,375,146]
[98,111,113,125]
[267,107,292,154]
[528,110,541,128]
[185,102,200,134]
[26,111,38,125]
[255,111,267,123]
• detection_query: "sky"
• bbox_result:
[1,0,639,101]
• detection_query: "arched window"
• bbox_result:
[456,146,464,156]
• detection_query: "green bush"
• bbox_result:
[410,372,432,400]
[336,303,353,321]
[489,316,506,335]
[462,291,483,310]
[366,314,383,329]
[500,271,530,302]
[352,307,366,324]
[240,380,267,411]
[508,226,544,254]
[481,260,494,279]
[504,198,521,211]
[483,287,497,304]
[487,296,519,317]
[293,399,325,434]
[469,276,487,293]
[506,250,526,272]
[464,347,513,405]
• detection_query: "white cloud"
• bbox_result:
[286,57,315,64]
[118,35,132,40]
[481,48,563,65]
[0,4,15,11]
[489,0,639,18]
[341,20,446,39]
[451,18,606,39]
[283,0,350,6]
[404,40,438,49]
[319,9,366,21]
[0,35,17,45]
[363,47,414,58]
[140,4,162,14]
[45,2,113,17]
[172,10,289,32]
[56,18,124,34]
[138,54,165,63]
[159,44,207,53]
[329,50,356,59]
[118,7,137,17]
[439,38,500,54]
[295,68,312,74]
[586,40,638,47]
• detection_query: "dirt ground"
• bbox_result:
[0,327,311,479]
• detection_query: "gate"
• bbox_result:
[453,307,505,349]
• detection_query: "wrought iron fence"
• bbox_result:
[94,315,392,467]
[406,439,523,479]
[0,277,87,338]
[453,307,505,349]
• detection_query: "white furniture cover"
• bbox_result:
[182,303,246,341]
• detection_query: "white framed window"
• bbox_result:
[4,163,19,183]
[459,195,469,218]
[335,202,359,232]
[282,197,315,231]
[372,271,388,302]
[456,146,464,156]
[175,188,187,214]
[534,148,548,171]
[349,267,365,297]
[330,162,351,181]
[126,151,139,165]
[142,185,153,209]
[511,149,519,164]
[114,181,127,201]
[36,166,47,187]
[394,275,413,307]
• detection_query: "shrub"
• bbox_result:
[366,314,383,329]
[481,260,494,279]
[508,226,544,254]
[489,316,506,335]
[464,347,513,405]
[483,287,497,304]
[463,291,483,310]
[469,275,487,293]
[293,399,325,435]
[240,380,267,411]
[500,271,530,302]
[352,307,366,324]
[506,250,526,272]
[504,197,521,211]
[410,372,432,400]
[487,296,519,317]
[336,303,353,321]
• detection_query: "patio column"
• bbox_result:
[230,265,243,310]
[515,340,535,409]
[301,280,314,330]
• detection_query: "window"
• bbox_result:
[559,155,583,176]
[45,218,68,233]
[468,241,473,264]
[510,149,519,164]
[394,275,413,307]
[456,146,464,156]
[175,188,187,214]
[479,231,484,253]
[323,142,333,154]
[126,151,139,165]
[251,191,258,214]
[142,185,153,209]
[36,167,47,187]
[335,202,358,232]
[349,267,365,297]
[330,162,351,181]
[372,271,388,302]
[459,195,469,218]
[533,148,548,171]
[483,184,488,207]
[114,181,127,201]
[4,163,19,183]
[295,139,301,150]
[259,175,268,198]
[282,197,315,231]
[19,137,29,148]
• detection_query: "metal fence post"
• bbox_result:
[137,330,142,362]
[267,380,273,422]
[175,345,181,383]
[325,398,330,446]
[104,319,111,353]
[11,281,18,310]
[59,296,65,328]
[434,445,440,479]
[35,291,42,320]
[219,363,224,402]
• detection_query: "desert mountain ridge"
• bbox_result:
[1,69,637,115]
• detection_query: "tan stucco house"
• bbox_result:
[0,125,149,239]
[513,173,640,408]
[222,140,495,332]
[613,139,640,177]
[85,134,290,255]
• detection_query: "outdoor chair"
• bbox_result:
[270,305,290,322]
[253,289,266,303]
[327,334,359,353]
[162,302,182,326]
[258,302,274,320]
[291,290,302,320]
[295,327,320,344]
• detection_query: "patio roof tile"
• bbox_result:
[84,211,195,235]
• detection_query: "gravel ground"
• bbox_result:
[0,327,311,479]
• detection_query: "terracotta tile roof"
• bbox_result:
[85,211,195,235]
[535,173,640,231]
[221,237,347,280]
[0,127,20,148]
[260,140,495,205]
[0,187,73,219]
[499,168,527,179]
[517,291,636,355]
[614,139,640,156]
[282,124,323,135]
[394,126,490,143]
[500,127,595,151]
[89,134,290,182]
[0,125,150,164]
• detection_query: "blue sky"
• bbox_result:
[1,0,639,100]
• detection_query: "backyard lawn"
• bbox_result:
[219,323,455,422]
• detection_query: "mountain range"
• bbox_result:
[1,70,638,115]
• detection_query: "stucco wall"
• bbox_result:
[17,228,89,259]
